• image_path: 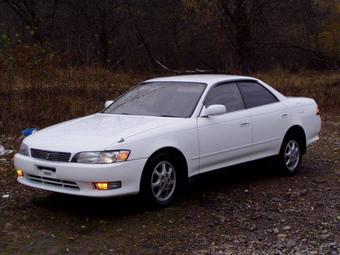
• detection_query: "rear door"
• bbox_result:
[237,81,290,159]
[197,82,252,173]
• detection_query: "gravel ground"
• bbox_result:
[0,118,339,255]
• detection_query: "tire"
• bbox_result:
[140,153,180,207]
[277,134,303,176]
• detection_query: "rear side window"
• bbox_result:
[237,81,278,108]
[204,82,244,112]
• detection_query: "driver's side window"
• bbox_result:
[204,82,245,112]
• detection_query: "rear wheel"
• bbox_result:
[141,153,179,206]
[278,135,302,175]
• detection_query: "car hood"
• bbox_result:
[24,113,179,152]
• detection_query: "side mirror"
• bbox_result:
[201,104,226,117]
[105,100,114,108]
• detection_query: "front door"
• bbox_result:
[197,82,252,173]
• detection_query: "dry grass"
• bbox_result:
[0,67,339,135]
[255,70,340,113]
[0,67,151,135]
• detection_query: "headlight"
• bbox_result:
[18,143,29,156]
[72,150,130,164]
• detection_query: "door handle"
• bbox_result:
[240,122,250,127]
[281,113,288,118]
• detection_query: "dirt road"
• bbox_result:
[0,119,339,254]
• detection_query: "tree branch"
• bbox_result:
[125,2,212,74]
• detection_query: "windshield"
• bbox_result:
[104,82,206,118]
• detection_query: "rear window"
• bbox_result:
[237,81,278,108]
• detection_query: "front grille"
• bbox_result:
[31,149,71,162]
[27,174,79,190]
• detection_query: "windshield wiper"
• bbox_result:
[117,113,133,115]
[158,114,178,118]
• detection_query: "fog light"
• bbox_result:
[94,181,121,190]
[16,169,24,177]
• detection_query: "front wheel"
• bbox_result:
[278,136,302,175]
[140,153,179,206]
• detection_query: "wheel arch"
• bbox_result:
[140,146,189,189]
[284,125,307,154]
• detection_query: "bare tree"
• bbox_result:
[6,0,59,44]
[1,0,338,71]
[218,0,280,72]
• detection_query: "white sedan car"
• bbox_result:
[15,75,321,205]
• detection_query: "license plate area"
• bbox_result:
[36,165,56,177]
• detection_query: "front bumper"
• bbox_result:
[14,153,147,197]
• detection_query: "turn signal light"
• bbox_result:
[117,151,130,161]
[316,107,320,115]
[16,169,24,177]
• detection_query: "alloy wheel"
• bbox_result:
[150,160,177,202]
[284,140,300,172]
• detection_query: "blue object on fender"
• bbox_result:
[22,128,38,137]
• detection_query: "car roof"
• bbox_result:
[145,74,256,86]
